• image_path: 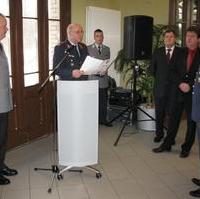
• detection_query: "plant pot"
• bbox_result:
[137,103,156,131]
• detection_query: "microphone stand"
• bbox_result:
[38,53,68,93]
[34,51,82,193]
[105,58,116,71]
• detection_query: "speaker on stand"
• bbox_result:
[111,15,155,146]
[124,15,153,60]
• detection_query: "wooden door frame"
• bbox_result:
[7,0,71,148]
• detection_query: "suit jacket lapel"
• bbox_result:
[160,47,167,63]
[161,47,174,64]
[169,47,176,64]
[190,49,200,73]
[182,48,188,73]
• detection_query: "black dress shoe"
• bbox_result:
[179,150,189,158]
[153,135,163,143]
[192,178,200,186]
[152,145,171,153]
[190,188,200,197]
[0,174,10,185]
[1,166,18,176]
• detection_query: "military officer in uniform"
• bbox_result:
[189,67,200,197]
[53,23,88,80]
[87,29,112,127]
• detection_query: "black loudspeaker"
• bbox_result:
[124,15,153,60]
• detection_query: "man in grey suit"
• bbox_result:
[0,13,18,185]
[87,29,112,127]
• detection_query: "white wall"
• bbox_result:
[86,6,121,86]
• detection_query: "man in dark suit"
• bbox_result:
[189,67,200,198]
[149,29,181,143]
[0,13,18,185]
[87,29,111,127]
[53,23,88,80]
[153,26,200,158]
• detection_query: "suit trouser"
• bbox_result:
[99,88,108,124]
[162,95,196,152]
[195,122,200,178]
[0,112,9,171]
[196,122,200,159]
[154,97,169,137]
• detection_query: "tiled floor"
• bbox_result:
[0,120,199,199]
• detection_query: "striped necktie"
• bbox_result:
[98,45,101,54]
[166,48,171,63]
[75,44,80,57]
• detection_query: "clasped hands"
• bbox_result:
[179,82,191,93]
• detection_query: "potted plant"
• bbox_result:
[114,24,167,130]
[136,62,155,131]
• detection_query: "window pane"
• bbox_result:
[22,0,37,17]
[48,0,60,19]
[24,73,39,87]
[192,0,198,24]
[1,18,11,75]
[49,21,60,70]
[10,77,13,88]
[23,19,38,74]
[176,0,183,22]
[177,23,182,45]
[0,0,9,16]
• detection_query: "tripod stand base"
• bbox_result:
[59,165,102,179]
[35,165,102,193]
[34,165,83,193]
[113,103,157,146]
[114,107,133,146]
[49,165,101,193]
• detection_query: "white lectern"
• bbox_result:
[57,80,101,177]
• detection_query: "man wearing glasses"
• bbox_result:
[53,23,88,80]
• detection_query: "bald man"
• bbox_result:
[0,13,18,185]
[53,23,88,80]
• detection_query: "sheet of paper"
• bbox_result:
[80,56,110,75]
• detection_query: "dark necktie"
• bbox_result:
[166,48,171,63]
[0,43,3,52]
[187,49,196,71]
[75,44,80,57]
[98,45,101,54]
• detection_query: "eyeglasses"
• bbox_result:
[72,30,84,34]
